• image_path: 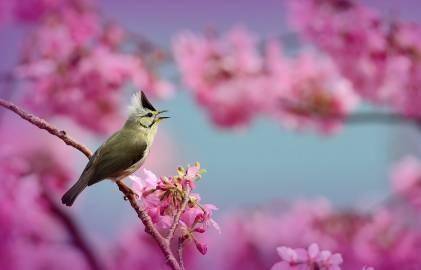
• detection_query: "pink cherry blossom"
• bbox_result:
[114,230,171,270]
[0,117,90,270]
[0,0,66,25]
[173,26,261,91]
[287,0,384,101]
[269,49,359,134]
[352,209,420,268]
[287,0,421,117]
[271,243,343,270]
[391,155,421,207]
[15,0,173,133]
[130,169,159,193]
[173,27,265,128]
[130,163,217,255]
[174,26,359,133]
[181,203,220,234]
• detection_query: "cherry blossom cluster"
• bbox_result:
[268,48,359,134]
[173,0,421,133]
[287,0,421,117]
[188,197,421,269]
[0,0,67,25]
[0,118,91,270]
[271,243,343,270]
[12,0,173,133]
[130,163,219,255]
[391,155,421,208]
[107,184,420,270]
[180,154,421,269]
[173,27,266,128]
[173,27,359,133]
[116,157,421,270]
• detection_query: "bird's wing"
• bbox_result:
[87,131,148,185]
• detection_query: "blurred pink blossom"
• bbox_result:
[352,209,420,268]
[287,0,421,117]
[269,49,359,134]
[15,0,173,133]
[0,117,89,270]
[173,27,265,128]
[174,27,359,133]
[185,195,421,270]
[114,230,170,270]
[271,243,343,270]
[0,0,62,25]
[391,155,421,207]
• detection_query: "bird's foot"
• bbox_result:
[123,187,140,201]
[117,181,140,201]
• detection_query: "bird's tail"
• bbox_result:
[61,171,92,207]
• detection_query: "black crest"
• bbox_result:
[141,91,157,111]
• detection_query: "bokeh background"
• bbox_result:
[1,0,421,269]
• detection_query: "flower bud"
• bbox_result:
[194,241,208,255]
[194,227,206,233]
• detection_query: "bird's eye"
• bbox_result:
[146,112,153,117]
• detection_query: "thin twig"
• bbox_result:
[346,112,421,125]
[0,99,92,158]
[178,238,186,270]
[167,187,191,240]
[116,181,182,270]
[0,98,182,270]
[125,30,164,55]
[279,98,421,127]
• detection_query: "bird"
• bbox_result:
[61,91,169,206]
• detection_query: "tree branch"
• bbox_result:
[178,238,186,270]
[116,181,182,270]
[346,112,421,126]
[0,98,182,270]
[0,99,92,158]
[126,30,162,54]
[167,187,191,240]
[280,98,421,128]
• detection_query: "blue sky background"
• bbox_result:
[1,0,421,237]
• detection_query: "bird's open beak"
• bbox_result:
[157,110,168,115]
[156,110,170,121]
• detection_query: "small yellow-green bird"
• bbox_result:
[61,91,169,206]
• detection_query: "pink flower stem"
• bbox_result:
[0,98,183,270]
[167,187,191,240]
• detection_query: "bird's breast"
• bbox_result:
[127,145,150,172]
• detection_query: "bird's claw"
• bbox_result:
[123,188,140,201]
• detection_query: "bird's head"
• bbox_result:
[127,91,169,130]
